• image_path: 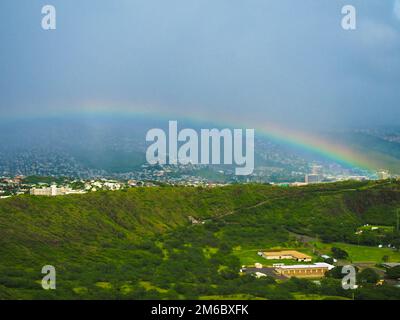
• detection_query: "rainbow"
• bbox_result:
[255,123,372,169]
[2,105,376,171]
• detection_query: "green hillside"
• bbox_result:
[1,180,400,300]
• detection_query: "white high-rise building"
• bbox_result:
[377,170,390,180]
[305,165,324,184]
[305,174,320,184]
[311,165,323,175]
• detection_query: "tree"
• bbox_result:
[386,266,400,280]
[331,247,349,260]
[358,268,379,284]
[326,267,345,279]
[326,266,359,279]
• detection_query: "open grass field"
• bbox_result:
[312,242,400,263]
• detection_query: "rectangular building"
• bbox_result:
[259,250,312,262]
[275,262,334,278]
[305,174,321,184]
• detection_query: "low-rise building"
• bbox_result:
[275,262,334,278]
[259,250,312,262]
[31,185,65,196]
[30,185,86,196]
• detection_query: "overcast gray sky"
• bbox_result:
[1,0,400,130]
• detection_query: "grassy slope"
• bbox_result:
[0,185,273,267]
[0,180,400,299]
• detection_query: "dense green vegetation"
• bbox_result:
[0,180,400,300]
[387,266,400,279]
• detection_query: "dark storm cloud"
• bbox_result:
[0,0,399,129]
